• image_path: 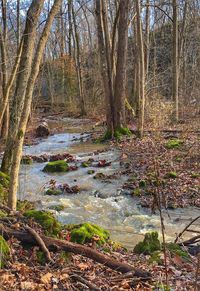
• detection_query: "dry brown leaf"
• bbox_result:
[40,272,53,284]
[77,262,90,271]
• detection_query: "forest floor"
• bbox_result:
[0,110,200,290]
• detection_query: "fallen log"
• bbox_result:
[0,223,149,277]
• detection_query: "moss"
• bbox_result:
[165,171,178,179]
[148,251,162,265]
[70,223,110,245]
[166,243,189,259]
[114,127,131,141]
[17,200,34,212]
[36,251,46,265]
[43,160,69,173]
[45,188,63,196]
[24,210,62,237]
[153,283,170,291]
[0,184,7,204]
[132,188,142,197]
[0,171,9,188]
[139,180,146,188]
[191,172,199,178]
[0,210,7,218]
[87,169,95,175]
[165,139,184,149]
[96,131,112,143]
[134,232,161,255]
[59,251,72,263]
[49,204,65,212]
[0,235,10,268]
[81,161,90,167]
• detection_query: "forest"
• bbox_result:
[0,0,199,290]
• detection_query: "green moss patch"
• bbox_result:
[45,188,63,196]
[114,127,131,141]
[132,188,142,197]
[165,171,178,179]
[87,169,95,175]
[0,171,9,188]
[43,160,69,173]
[134,232,161,255]
[48,204,65,212]
[166,243,189,259]
[17,200,35,212]
[165,139,184,149]
[0,235,10,268]
[24,210,62,237]
[70,223,110,245]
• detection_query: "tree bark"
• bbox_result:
[7,0,61,210]
[172,0,179,121]
[114,0,129,129]
[1,0,45,174]
[136,0,145,138]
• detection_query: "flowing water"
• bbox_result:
[18,118,199,248]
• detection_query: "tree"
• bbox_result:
[7,0,62,210]
[136,0,145,137]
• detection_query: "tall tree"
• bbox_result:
[7,0,62,210]
[1,0,45,174]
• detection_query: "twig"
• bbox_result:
[24,225,54,263]
[175,216,200,243]
[179,235,200,246]
[71,274,100,291]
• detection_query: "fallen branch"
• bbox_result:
[71,274,99,291]
[179,235,200,246]
[0,223,150,277]
[24,225,54,263]
[175,216,200,243]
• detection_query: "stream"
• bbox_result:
[18,117,199,248]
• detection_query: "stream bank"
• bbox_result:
[17,117,200,248]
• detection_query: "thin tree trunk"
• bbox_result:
[172,0,179,121]
[114,0,129,129]
[17,0,20,48]
[8,0,61,210]
[136,0,145,137]
[95,0,113,133]
[1,0,45,174]
[72,2,86,115]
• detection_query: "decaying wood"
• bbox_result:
[0,223,150,277]
[24,225,54,263]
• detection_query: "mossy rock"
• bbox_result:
[45,188,63,196]
[165,171,178,179]
[81,161,90,168]
[87,169,95,175]
[49,204,65,212]
[70,223,110,245]
[17,200,35,212]
[114,127,131,141]
[0,235,10,268]
[0,171,9,188]
[166,243,189,259]
[43,160,69,173]
[24,210,62,237]
[165,139,184,149]
[93,172,106,179]
[134,232,161,255]
[21,156,33,165]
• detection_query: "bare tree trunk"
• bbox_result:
[8,0,61,210]
[1,0,45,174]
[172,0,179,121]
[114,0,129,129]
[72,1,86,115]
[145,0,150,79]
[0,0,8,139]
[136,0,145,137]
[68,0,73,57]
[95,0,113,133]
[17,0,20,48]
